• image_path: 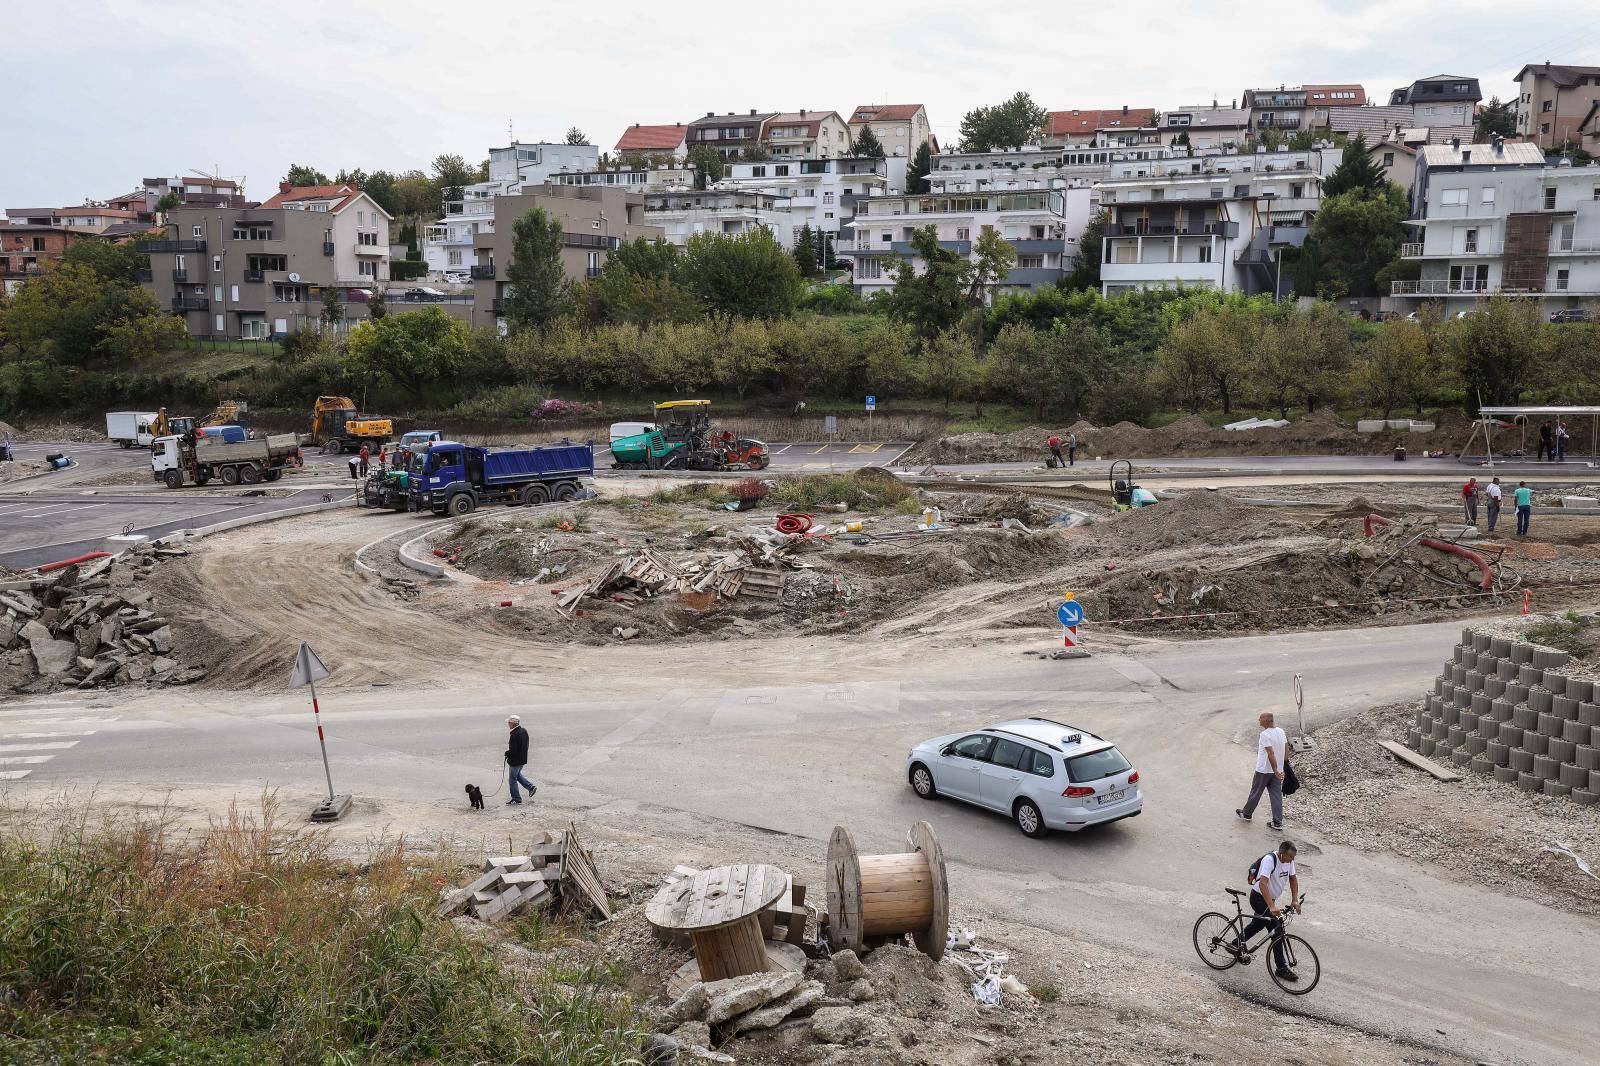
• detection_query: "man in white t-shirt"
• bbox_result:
[1232,840,1302,980]
[1235,711,1288,830]
[1484,477,1503,534]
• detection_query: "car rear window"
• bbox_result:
[1027,749,1055,777]
[1067,746,1132,783]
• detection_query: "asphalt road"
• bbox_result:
[911,453,1600,477]
[7,620,1596,1065]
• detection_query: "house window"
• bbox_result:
[1541,123,1551,135]
[1544,187,1558,210]
[358,261,377,278]
[1383,153,1395,167]
[1465,228,1478,253]
[212,255,222,272]
[775,165,790,176]
[1198,244,1212,262]
[1441,189,1467,206]
[447,249,462,266]
[241,318,267,340]
[1542,100,1553,112]
[1556,269,1570,291]
[1482,188,1496,205]
[751,166,766,177]
[214,314,225,332]
[214,285,223,301]
[191,225,203,238]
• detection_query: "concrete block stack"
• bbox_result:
[1411,627,1600,805]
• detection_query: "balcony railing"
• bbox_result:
[171,297,210,312]
[585,266,602,279]
[136,267,153,282]
[244,269,265,283]
[171,269,188,282]
[143,239,206,253]
[470,264,496,280]
[322,241,335,256]
[1556,238,1600,253]
[1402,241,1505,258]
[1392,279,1491,296]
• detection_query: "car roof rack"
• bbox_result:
[1024,716,1104,745]
[981,727,1060,752]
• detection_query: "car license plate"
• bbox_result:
[1096,789,1126,806]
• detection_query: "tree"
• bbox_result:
[367,287,388,321]
[906,142,933,194]
[1062,210,1107,291]
[1442,295,1549,408]
[968,229,1017,308]
[344,307,469,400]
[0,261,182,365]
[155,191,180,214]
[391,170,438,217]
[335,167,368,188]
[714,317,778,400]
[1303,184,1409,297]
[741,144,771,162]
[63,240,144,286]
[957,92,1048,152]
[1288,127,1320,151]
[320,286,345,329]
[983,322,1109,419]
[1358,318,1435,418]
[431,153,474,206]
[687,145,725,189]
[1477,97,1517,139]
[502,207,569,333]
[1264,302,1355,412]
[1322,135,1387,198]
[564,127,589,145]
[283,163,329,187]
[1173,131,1192,156]
[921,327,979,410]
[1254,126,1287,151]
[792,224,819,278]
[850,126,886,158]
[881,226,972,340]
[1154,302,1267,414]
[361,170,399,216]
[678,228,801,318]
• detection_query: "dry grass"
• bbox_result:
[0,794,646,1063]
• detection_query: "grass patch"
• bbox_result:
[0,798,645,1064]
[1032,982,1062,1003]
[766,470,916,513]
[647,482,730,508]
[1524,612,1594,656]
[536,511,591,531]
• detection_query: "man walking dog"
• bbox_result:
[505,715,537,805]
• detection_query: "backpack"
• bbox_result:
[1248,852,1274,887]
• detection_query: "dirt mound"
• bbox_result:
[0,420,17,438]
[1091,491,1304,550]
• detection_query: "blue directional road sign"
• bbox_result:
[1057,600,1084,627]
[865,394,876,411]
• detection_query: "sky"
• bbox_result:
[8,0,1600,209]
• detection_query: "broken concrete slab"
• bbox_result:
[29,638,79,676]
[725,979,826,1035]
[702,970,803,1025]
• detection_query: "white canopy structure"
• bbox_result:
[1472,405,1600,467]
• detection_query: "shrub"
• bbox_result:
[765,470,915,512]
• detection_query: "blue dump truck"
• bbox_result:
[404,440,594,517]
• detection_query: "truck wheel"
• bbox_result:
[262,468,282,482]
[553,482,578,502]
[321,441,342,455]
[220,466,240,486]
[447,494,476,517]
[119,440,132,449]
[522,483,550,505]
[163,469,183,489]
[240,465,261,485]
[196,472,211,486]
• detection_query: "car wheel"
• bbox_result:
[1014,799,1046,838]
[909,763,937,799]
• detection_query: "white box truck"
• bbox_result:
[106,411,159,449]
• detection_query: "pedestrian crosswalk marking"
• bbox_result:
[0,742,79,753]
[0,756,55,766]
[0,770,31,780]
[0,731,97,740]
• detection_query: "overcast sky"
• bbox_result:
[8,0,1600,208]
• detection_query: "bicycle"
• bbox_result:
[1192,889,1320,995]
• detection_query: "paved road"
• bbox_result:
[908,453,1600,477]
[591,440,914,472]
[6,620,1595,1065]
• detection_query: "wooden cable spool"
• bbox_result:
[646,863,789,984]
[826,820,948,961]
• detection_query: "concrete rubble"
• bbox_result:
[0,547,205,693]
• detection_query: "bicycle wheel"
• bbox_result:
[1269,934,1321,995]
[1192,912,1242,970]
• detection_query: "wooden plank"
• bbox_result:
[1378,739,1463,782]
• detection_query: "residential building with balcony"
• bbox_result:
[1099,149,1336,298]
[5,206,140,234]
[614,123,689,161]
[472,186,662,320]
[1043,107,1156,148]
[842,189,1083,298]
[686,111,777,161]
[0,225,97,295]
[1393,140,1600,315]
[641,190,795,250]
[552,164,697,195]
[1158,105,1250,151]
[142,184,391,339]
[107,175,248,224]
[1302,84,1368,126]
[1389,75,1480,135]
[487,141,601,187]
[847,103,933,160]
[926,145,1180,197]
[716,157,887,244]
[760,111,850,159]
[1241,85,1363,133]
[1515,62,1600,150]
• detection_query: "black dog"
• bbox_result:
[465,783,484,810]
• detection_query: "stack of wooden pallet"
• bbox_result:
[557,545,787,616]
[651,864,808,947]
[437,823,612,923]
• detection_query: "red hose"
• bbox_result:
[35,550,111,573]
[1364,514,1493,590]
[775,513,813,535]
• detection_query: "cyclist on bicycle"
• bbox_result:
[1232,840,1302,982]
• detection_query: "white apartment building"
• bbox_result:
[928,145,1179,194]
[641,190,795,248]
[1099,149,1336,297]
[1158,106,1251,151]
[553,165,697,194]
[761,111,851,159]
[422,142,600,274]
[1393,141,1600,315]
[716,157,888,243]
[844,189,1081,297]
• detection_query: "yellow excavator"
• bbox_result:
[310,396,394,454]
[152,400,249,441]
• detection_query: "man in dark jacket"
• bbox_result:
[504,715,537,805]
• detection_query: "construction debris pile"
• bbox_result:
[555,534,791,618]
[436,824,611,924]
[1,547,205,693]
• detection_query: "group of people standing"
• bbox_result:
[1536,420,1571,463]
[346,443,390,480]
[1461,476,1535,536]
[1046,432,1077,468]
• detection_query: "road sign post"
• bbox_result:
[825,415,838,472]
[1053,596,1089,659]
[1290,672,1315,752]
[865,395,876,441]
[289,642,350,822]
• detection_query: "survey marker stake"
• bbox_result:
[289,641,351,822]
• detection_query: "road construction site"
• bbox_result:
[4,417,1600,1064]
